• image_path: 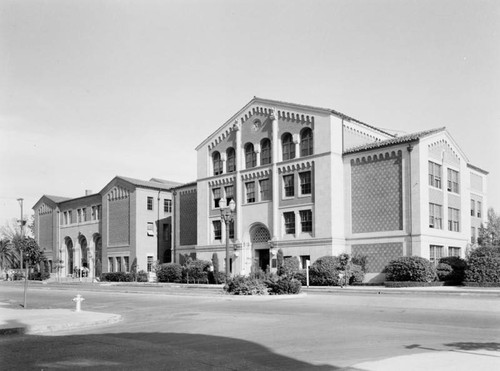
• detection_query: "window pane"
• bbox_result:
[213,188,221,208]
[300,172,311,195]
[284,175,294,197]
[246,182,255,203]
[213,220,222,240]
[284,212,295,234]
[300,129,313,157]
[300,210,312,232]
[260,179,271,201]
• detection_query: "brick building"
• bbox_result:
[185,97,488,281]
[33,176,181,279]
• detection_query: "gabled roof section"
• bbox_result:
[467,163,489,175]
[149,178,184,188]
[105,176,180,192]
[196,97,394,151]
[32,194,71,210]
[44,195,72,203]
[343,127,446,155]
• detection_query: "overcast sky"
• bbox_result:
[1,0,499,226]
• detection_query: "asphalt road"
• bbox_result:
[1,284,499,370]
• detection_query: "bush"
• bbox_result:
[265,274,302,295]
[436,263,454,281]
[224,276,269,295]
[309,256,342,286]
[208,271,226,284]
[439,256,466,283]
[100,272,133,282]
[156,263,182,283]
[384,256,437,282]
[137,270,148,282]
[183,259,211,283]
[348,264,365,284]
[282,257,300,277]
[28,271,51,281]
[294,270,307,286]
[465,246,500,283]
[351,253,368,272]
[384,281,445,288]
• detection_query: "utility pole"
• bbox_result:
[17,198,24,270]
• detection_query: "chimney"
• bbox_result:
[85,190,93,196]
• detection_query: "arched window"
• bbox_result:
[226,147,236,173]
[282,133,295,161]
[261,138,271,165]
[300,128,313,157]
[212,151,223,175]
[245,143,256,169]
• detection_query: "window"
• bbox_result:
[97,205,101,220]
[91,206,97,220]
[147,196,153,210]
[429,245,443,265]
[448,207,460,232]
[429,203,442,229]
[229,220,234,240]
[299,171,312,195]
[147,222,154,236]
[300,128,313,157]
[213,188,221,208]
[68,210,73,224]
[213,220,222,240]
[245,143,256,169]
[447,168,459,193]
[226,148,236,173]
[164,199,172,213]
[477,201,482,218]
[116,257,122,272]
[282,133,295,161]
[225,185,234,205]
[284,212,295,234]
[82,208,87,222]
[77,209,82,223]
[246,182,255,203]
[471,199,475,216]
[63,211,68,225]
[300,255,311,269]
[163,223,171,241]
[147,255,153,272]
[124,257,130,272]
[471,227,476,244]
[261,139,271,165]
[448,247,461,257]
[108,257,114,272]
[429,161,442,189]
[213,151,223,175]
[283,174,294,197]
[259,179,271,201]
[300,210,312,233]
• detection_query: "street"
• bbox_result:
[1,284,499,370]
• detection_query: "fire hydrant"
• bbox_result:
[72,294,85,312]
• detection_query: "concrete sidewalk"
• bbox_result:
[0,306,122,336]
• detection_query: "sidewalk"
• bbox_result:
[0,306,122,336]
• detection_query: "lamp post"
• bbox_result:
[219,198,235,280]
[17,198,24,270]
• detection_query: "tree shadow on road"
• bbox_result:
[443,342,500,352]
[1,331,362,370]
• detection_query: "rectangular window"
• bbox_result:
[299,171,312,195]
[448,247,461,257]
[147,255,153,272]
[63,211,68,225]
[225,185,234,204]
[283,174,294,197]
[116,257,122,272]
[82,208,87,222]
[163,223,171,241]
[477,201,482,218]
[124,257,130,272]
[91,206,96,220]
[229,220,235,240]
[96,205,101,220]
[429,245,443,265]
[259,179,271,201]
[108,257,114,272]
[300,210,312,233]
[300,255,311,270]
[429,203,443,229]
[147,196,153,210]
[68,210,73,224]
[471,199,475,216]
[147,222,154,236]
[471,227,476,244]
[429,161,442,189]
[213,188,221,208]
[77,208,82,223]
[164,199,172,213]
[447,169,459,193]
[246,182,255,203]
[284,212,295,234]
[213,220,222,240]
[448,207,460,232]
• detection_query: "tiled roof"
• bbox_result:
[117,176,182,190]
[44,195,72,203]
[343,127,446,155]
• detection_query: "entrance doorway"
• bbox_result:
[250,224,271,273]
[256,249,270,272]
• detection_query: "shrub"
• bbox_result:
[183,259,211,283]
[265,274,302,295]
[385,281,445,288]
[100,272,133,282]
[283,256,300,277]
[465,246,500,283]
[136,270,148,282]
[438,256,466,283]
[294,270,307,286]
[351,253,368,272]
[384,256,437,282]
[156,263,182,282]
[224,276,269,295]
[436,263,454,281]
[277,249,284,276]
[348,264,365,284]
[209,271,226,284]
[28,271,50,281]
[309,256,341,286]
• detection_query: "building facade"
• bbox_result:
[33,176,180,279]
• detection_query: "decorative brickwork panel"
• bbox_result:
[39,213,53,250]
[352,242,403,273]
[180,191,197,246]
[108,198,130,245]
[351,152,403,233]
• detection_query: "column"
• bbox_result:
[295,210,301,238]
[293,134,300,158]
[254,143,261,167]
[234,121,243,242]
[221,152,227,175]
[271,108,280,240]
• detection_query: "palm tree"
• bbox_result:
[0,238,17,275]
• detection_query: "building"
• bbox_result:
[33,176,181,279]
[189,97,488,281]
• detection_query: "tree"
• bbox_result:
[478,208,500,247]
[277,248,284,276]
[0,238,17,275]
[0,218,25,269]
[19,237,46,308]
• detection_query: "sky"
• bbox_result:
[1,0,499,226]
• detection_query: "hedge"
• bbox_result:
[156,263,182,282]
[385,256,437,282]
[384,281,445,288]
[464,246,500,283]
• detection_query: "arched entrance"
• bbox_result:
[93,234,102,278]
[78,234,88,278]
[250,224,271,272]
[64,237,74,275]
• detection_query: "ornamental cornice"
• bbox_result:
[350,150,402,166]
[107,186,130,201]
[343,122,384,142]
[241,169,271,181]
[208,176,236,187]
[427,138,460,163]
[278,160,314,174]
[38,203,53,215]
